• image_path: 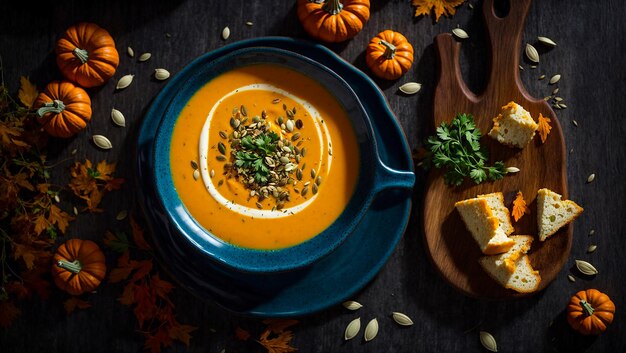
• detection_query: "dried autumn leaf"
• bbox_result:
[168,323,197,346]
[118,282,136,305]
[150,274,174,299]
[64,297,92,314]
[69,159,124,212]
[144,327,172,353]
[537,113,552,143]
[0,301,21,328]
[18,76,38,108]
[103,230,130,253]
[412,0,465,22]
[257,329,297,353]
[130,215,152,250]
[512,191,529,222]
[47,204,74,234]
[12,243,36,269]
[235,326,252,341]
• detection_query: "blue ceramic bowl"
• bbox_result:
[152,46,414,273]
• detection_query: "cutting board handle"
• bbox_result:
[482,0,532,96]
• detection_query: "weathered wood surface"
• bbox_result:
[1,0,625,352]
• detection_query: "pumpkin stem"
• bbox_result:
[72,48,89,64]
[36,100,66,117]
[322,0,343,15]
[379,40,396,59]
[57,259,83,274]
[580,299,595,317]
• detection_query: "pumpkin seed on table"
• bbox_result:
[93,135,113,149]
[222,26,230,40]
[111,108,126,127]
[116,210,128,221]
[116,75,134,90]
[138,52,151,62]
[392,312,414,326]
[568,274,576,282]
[549,74,561,85]
[506,166,520,173]
[479,331,498,352]
[452,28,469,39]
[587,244,597,253]
[127,46,134,57]
[154,68,170,81]
[575,259,598,275]
[364,318,378,342]
[587,173,596,183]
[537,36,557,47]
[525,43,539,63]
[344,318,361,340]
[342,301,362,310]
[399,82,421,95]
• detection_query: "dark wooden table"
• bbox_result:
[1,1,625,352]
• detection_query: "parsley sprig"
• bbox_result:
[424,113,506,186]
[234,132,280,185]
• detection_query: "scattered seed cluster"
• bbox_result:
[341,300,413,343]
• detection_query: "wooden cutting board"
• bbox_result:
[423,0,571,298]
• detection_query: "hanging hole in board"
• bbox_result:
[493,0,511,18]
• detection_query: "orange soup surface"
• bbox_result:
[170,64,359,249]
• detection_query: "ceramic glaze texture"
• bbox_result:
[169,64,360,250]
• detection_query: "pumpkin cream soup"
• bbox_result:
[170,64,359,250]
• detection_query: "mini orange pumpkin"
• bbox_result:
[56,22,119,88]
[366,30,414,80]
[297,0,370,43]
[567,289,615,335]
[33,81,92,138]
[52,239,106,296]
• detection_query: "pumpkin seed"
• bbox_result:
[296,119,303,129]
[392,312,414,326]
[154,68,170,81]
[71,148,77,155]
[210,169,215,178]
[111,108,126,127]
[344,318,361,340]
[240,105,247,116]
[272,98,281,104]
[589,229,595,236]
[342,301,362,310]
[364,318,378,342]
[479,331,498,352]
[315,176,322,185]
[399,82,422,95]
[73,206,78,215]
[537,36,557,47]
[193,169,200,181]
[567,274,576,282]
[587,245,597,253]
[296,169,303,180]
[506,166,520,173]
[525,43,539,63]
[245,21,253,26]
[530,65,537,69]
[519,65,524,70]
[285,119,294,132]
[54,194,60,203]
[301,186,309,196]
[312,183,318,195]
[575,259,598,275]
[218,142,226,155]
[553,88,560,95]
[219,131,228,139]
[222,26,230,40]
[191,160,198,170]
[571,120,578,127]
[539,74,546,80]
[549,74,561,85]
[452,28,469,39]
[311,168,316,178]
[587,173,595,183]
[216,155,226,161]
[127,46,134,57]
[256,202,263,209]
[554,97,563,102]
[93,135,113,149]
[116,210,128,221]
[291,132,300,141]
[138,52,151,62]
[116,75,134,90]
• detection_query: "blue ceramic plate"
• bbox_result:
[136,37,413,317]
